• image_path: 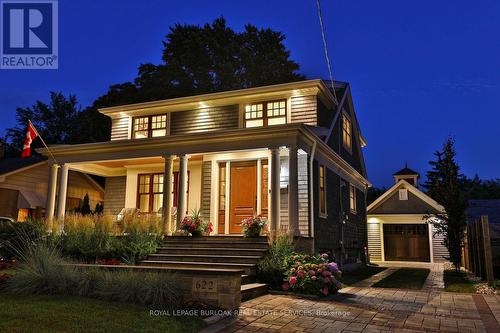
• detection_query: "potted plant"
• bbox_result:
[241,215,267,238]
[180,209,213,236]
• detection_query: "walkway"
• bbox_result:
[366,262,445,291]
[206,288,500,332]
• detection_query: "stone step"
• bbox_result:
[156,247,268,256]
[147,254,261,264]
[139,260,257,275]
[161,240,269,249]
[165,236,268,242]
[241,274,255,285]
[241,283,268,301]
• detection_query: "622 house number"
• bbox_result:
[193,278,217,292]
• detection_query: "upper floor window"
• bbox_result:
[349,184,357,213]
[319,164,327,216]
[133,114,167,139]
[245,100,287,128]
[342,114,352,152]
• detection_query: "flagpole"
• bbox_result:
[29,120,58,164]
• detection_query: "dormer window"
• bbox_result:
[342,113,352,152]
[132,114,167,139]
[245,100,287,128]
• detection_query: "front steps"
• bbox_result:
[139,236,269,300]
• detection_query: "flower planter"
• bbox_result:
[191,230,202,237]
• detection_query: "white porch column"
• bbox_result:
[270,148,281,233]
[162,155,174,234]
[45,163,59,222]
[288,146,300,236]
[56,164,69,222]
[176,154,189,228]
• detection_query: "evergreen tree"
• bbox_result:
[422,138,468,270]
[80,194,92,216]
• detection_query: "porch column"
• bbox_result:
[162,155,174,234]
[176,154,189,228]
[45,163,59,222]
[270,148,280,233]
[56,163,69,223]
[288,145,300,236]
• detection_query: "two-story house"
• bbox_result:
[39,79,370,257]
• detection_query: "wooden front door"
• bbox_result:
[229,161,257,234]
[383,224,430,262]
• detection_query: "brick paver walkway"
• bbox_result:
[422,264,445,291]
[206,287,500,333]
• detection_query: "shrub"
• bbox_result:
[282,253,342,296]
[6,244,78,295]
[95,270,181,307]
[0,220,44,260]
[49,213,162,264]
[257,232,294,287]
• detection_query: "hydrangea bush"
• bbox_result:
[282,253,342,296]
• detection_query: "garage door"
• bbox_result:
[383,224,430,262]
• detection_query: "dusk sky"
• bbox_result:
[0,0,498,187]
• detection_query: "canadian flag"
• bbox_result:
[21,121,39,157]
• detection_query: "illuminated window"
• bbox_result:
[342,114,352,152]
[133,114,167,139]
[349,184,357,213]
[137,173,164,213]
[245,100,286,128]
[319,165,327,216]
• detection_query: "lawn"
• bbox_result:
[443,270,476,293]
[0,293,205,333]
[340,266,386,285]
[372,268,430,290]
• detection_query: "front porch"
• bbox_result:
[42,125,329,239]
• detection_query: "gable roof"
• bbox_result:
[367,179,444,214]
[0,156,47,176]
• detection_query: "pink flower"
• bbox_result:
[297,270,305,278]
[289,276,297,286]
[311,276,317,281]
[321,253,329,260]
[282,282,290,291]
[308,270,316,277]
[322,287,329,296]
[322,270,332,278]
[328,262,338,273]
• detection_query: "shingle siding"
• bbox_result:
[313,162,367,261]
[170,105,239,135]
[110,117,129,141]
[290,95,317,126]
[104,176,126,216]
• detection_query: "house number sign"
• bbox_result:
[192,278,217,292]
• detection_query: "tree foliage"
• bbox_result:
[95,17,304,107]
[422,138,468,270]
[3,18,303,150]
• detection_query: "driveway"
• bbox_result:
[205,287,500,332]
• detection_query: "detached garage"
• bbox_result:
[367,166,449,264]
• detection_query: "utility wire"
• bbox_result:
[316,0,338,104]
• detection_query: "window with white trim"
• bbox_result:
[132,114,167,139]
[342,114,352,152]
[349,184,357,213]
[399,189,408,200]
[244,100,287,128]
